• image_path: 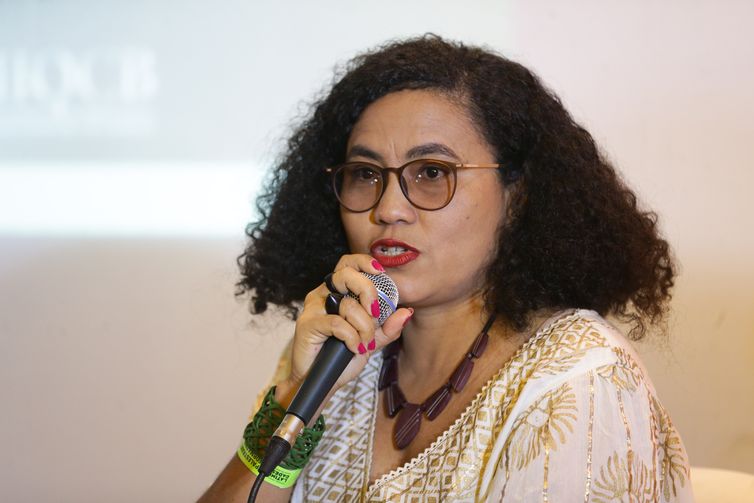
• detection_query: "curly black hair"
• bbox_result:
[236,34,675,339]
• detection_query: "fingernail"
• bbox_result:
[371,259,385,272]
[358,343,367,355]
[371,299,380,318]
[367,338,376,351]
[402,308,414,328]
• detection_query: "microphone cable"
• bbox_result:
[247,435,291,503]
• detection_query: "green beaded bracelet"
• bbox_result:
[238,386,325,487]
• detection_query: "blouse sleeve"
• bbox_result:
[491,358,694,502]
[248,337,294,420]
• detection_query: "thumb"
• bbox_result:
[380,307,414,341]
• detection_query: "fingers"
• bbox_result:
[327,303,413,357]
[378,307,414,346]
[301,298,374,356]
[326,255,385,319]
[304,293,376,355]
[323,313,364,356]
[337,296,376,354]
[304,253,404,356]
[333,254,385,276]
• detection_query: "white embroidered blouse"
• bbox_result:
[255,309,694,502]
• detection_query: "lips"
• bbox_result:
[370,239,420,268]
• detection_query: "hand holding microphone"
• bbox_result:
[247,255,412,502]
[284,255,412,404]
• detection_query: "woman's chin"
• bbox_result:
[393,284,419,308]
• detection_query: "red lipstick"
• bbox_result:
[370,239,420,268]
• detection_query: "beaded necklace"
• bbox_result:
[378,315,496,449]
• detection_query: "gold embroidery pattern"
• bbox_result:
[527,323,609,379]
[293,310,682,502]
[651,396,689,500]
[507,383,578,470]
[371,311,604,501]
[593,451,654,503]
[596,347,642,392]
[496,430,512,502]
[615,389,635,495]
[647,388,661,501]
[584,371,595,502]
[299,362,377,501]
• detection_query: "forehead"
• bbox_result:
[346,89,491,161]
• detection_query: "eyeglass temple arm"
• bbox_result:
[456,163,500,168]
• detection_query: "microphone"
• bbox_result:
[250,272,398,499]
[284,271,398,424]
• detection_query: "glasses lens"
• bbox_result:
[402,160,455,210]
[334,163,383,211]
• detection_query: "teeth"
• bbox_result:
[380,246,407,256]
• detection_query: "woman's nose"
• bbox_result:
[373,172,416,224]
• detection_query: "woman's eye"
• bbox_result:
[352,166,378,181]
[418,163,448,180]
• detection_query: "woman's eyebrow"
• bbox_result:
[347,142,460,162]
[347,145,384,162]
[405,142,459,160]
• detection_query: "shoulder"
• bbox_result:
[493,308,667,463]
[512,308,646,389]
[485,310,693,502]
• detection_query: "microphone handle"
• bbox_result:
[286,336,353,425]
[256,274,395,502]
[262,335,352,492]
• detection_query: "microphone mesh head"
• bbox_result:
[347,272,399,326]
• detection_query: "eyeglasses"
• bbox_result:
[325,158,500,212]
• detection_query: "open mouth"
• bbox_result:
[378,245,409,256]
[370,239,420,267]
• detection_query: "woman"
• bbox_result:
[199,35,693,502]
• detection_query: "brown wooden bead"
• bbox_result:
[422,384,452,421]
[394,402,422,449]
[378,357,398,390]
[450,357,474,392]
[382,315,496,449]
[469,331,489,358]
[385,383,406,418]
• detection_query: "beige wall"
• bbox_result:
[1,1,752,501]
[0,237,289,502]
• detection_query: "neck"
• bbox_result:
[398,293,498,383]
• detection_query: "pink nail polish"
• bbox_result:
[367,339,376,351]
[371,259,385,272]
[358,343,367,355]
[402,308,414,328]
[371,299,380,318]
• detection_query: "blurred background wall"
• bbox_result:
[1,0,752,501]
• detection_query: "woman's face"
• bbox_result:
[340,89,507,309]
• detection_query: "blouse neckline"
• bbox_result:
[364,308,584,496]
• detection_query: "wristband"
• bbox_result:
[238,386,326,488]
[237,441,301,488]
